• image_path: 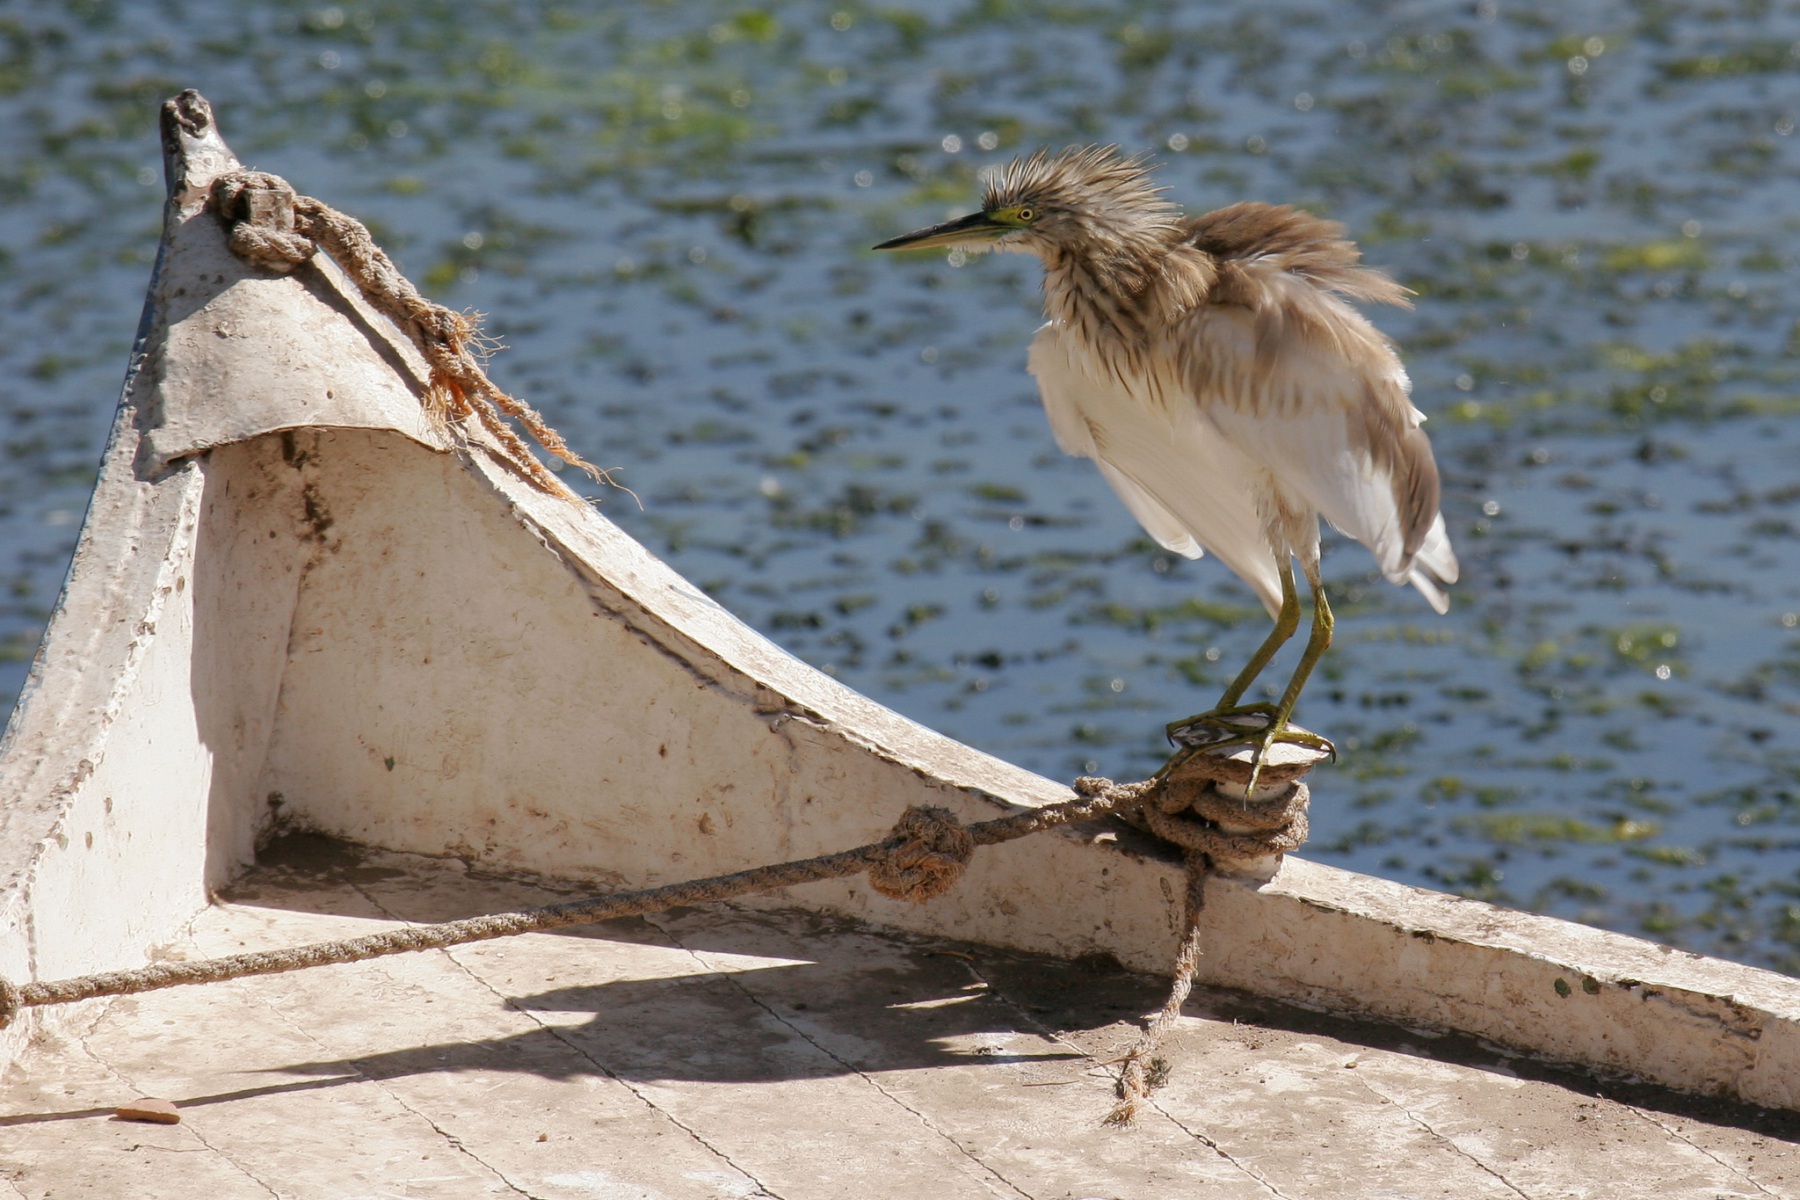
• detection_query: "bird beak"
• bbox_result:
[873,210,1007,251]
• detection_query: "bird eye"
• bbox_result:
[1017,207,1035,222]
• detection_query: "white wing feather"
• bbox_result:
[1185,298,1459,613]
[1091,461,1202,559]
[1027,323,1285,616]
[1406,513,1457,614]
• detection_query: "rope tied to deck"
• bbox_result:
[1101,741,1320,1126]
[207,167,610,500]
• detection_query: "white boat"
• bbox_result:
[2,91,1797,1196]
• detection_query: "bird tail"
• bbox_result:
[1395,514,1458,614]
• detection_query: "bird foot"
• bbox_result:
[1161,705,1336,797]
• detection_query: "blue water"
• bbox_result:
[4,0,1800,969]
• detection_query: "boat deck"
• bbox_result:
[3,837,1796,1199]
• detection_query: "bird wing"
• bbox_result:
[1176,273,1459,612]
[1031,334,1200,558]
[1027,322,1285,616]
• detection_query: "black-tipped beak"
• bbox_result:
[873,210,1005,251]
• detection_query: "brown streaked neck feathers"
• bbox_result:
[1041,241,1215,367]
[985,148,1205,361]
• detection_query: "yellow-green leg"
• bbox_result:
[1163,559,1299,750]
[1276,560,1333,725]
[1219,559,1301,709]
[1161,557,1336,794]
[1239,559,1337,792]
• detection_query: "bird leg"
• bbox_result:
[1161,558,1336,796]
[1163,559,1298,749]
[1218,559,1301,710]
[1245,561,1338,790]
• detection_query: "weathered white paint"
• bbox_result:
[3,93,1799,1116]
[137,135,447,474]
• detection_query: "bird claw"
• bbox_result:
[1161,705,1336,797]
[1166,703,1281,749]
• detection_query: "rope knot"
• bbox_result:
[1138,740,1322,873]
[867,806,973,903]
[1141,776,1310,871]
[211,170,316,271]
[0,974,20,1031]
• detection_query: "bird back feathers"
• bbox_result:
[1187,203,1413,310]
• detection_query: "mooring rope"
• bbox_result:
[1100,748,1316,1125]
[1106,851,1210,1126]
[0,764,1308,1126]
[0,784,1151,1031]
[206,168,607,500]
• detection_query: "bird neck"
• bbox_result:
[1040,236,1213,371]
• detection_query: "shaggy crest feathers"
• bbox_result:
[986,146,1201,364]
[979,148,1411,331]
[982,145,1182,235]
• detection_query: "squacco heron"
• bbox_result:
[875,145,1458,791]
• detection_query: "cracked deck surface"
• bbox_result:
[4,837,1798,1199]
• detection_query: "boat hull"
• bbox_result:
[3,92,1798,1114]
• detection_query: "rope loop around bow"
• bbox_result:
[211,171,315,270]
[1140,782,1311,867]
[203,166,613,499]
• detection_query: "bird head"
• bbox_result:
[873,145,1182,261]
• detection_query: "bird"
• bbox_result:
[874,145,1457,792]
